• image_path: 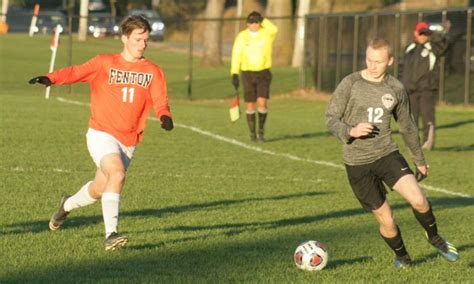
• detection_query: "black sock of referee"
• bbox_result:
[246,111,256,140]
[257,111,267,138]
[381,226,409,257]
[412,202,438,240]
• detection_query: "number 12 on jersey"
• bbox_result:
[122,87,135,103]
[367,107,383,123]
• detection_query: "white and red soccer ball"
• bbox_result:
[294,240,328,271]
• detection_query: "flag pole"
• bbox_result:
[45,24,63,99]
[28,4,40,37]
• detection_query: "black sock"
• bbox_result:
[413,202,438,240]
[246,112,256,136]
[380,226,409,257]
[258,112,268,134]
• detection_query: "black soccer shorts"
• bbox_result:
[344,151,414,212]
[241,69,272,103]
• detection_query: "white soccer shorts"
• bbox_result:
[86,128,135,170]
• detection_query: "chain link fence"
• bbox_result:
[304,8,473,104]
[3,7,473,103]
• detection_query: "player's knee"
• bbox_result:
[381,215,396,228]
[411,197,429,212]
[108,168,126,184]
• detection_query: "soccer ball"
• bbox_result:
[294,240,328,271]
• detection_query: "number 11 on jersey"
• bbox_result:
[122,87,135,103]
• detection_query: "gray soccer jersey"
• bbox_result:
[325,72,425,166]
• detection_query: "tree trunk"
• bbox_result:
[313,0,335,13]
[291,0,310,67]
[201,0,225,67]
[266,0,293,66]
[78,0,89,41]
[242,0,264,15]
[110,0,117,18]
[1,0,8,22]
[151,0,160,10]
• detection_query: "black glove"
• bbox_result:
[29,76,52,86]
[160,115,173,131]
[231,74,239,90]
[415,167,427,182]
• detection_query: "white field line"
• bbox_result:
[56,97,472,199]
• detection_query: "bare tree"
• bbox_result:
[110,0,117,18]
[313,0,335,12]
[242,0,264,15]
[1,0,8,22]
[151,0,160,10]
[201,0,225,67]
[291,0,310,67]
[78,0,89,41]
[266,0,292,66]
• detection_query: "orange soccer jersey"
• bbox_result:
[47,54,171,146]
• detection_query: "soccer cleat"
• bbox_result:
[426,233,459,262]
[49,195,71,231]
[105,232,128,251]
[257,131,265,143]
[394,254,412,269]
[250,133,257,142]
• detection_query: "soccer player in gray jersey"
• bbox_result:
[325,38,458,268]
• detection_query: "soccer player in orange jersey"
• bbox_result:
[28,15,173,251]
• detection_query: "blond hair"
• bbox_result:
[367,38,393,57]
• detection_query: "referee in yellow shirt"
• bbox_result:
[231,11,278,142]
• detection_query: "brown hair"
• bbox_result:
[120,15,151,36]
[367,38,393,57]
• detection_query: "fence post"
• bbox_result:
[465,9,472,105]
[187,18,193,100]
[335,15,343,85]
[352,15,359,72]
[394,13,400,78]
[439,10,447,102]
[300,15,308,88]
[317,16,324,90]
[68,11,73,94]
[373,13,378,37]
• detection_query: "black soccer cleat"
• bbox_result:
[426,233,459,262]
[394,254,412,269]
[49,195,71,231]
[105,232,128,251]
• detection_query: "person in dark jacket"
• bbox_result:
[399,22,449,150]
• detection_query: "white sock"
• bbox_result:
[102,192,120,238]
[64,181,97,212]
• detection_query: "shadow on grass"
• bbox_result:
[266,119,474,144]
[265,131,331,143]
[391,119,474,134]
[431,144,474,152]
[0,227,370,282]
[3,191,329,235]
[327,256,373,270]
[164,196,473,235]
[412,243,474,265]
[2,198,472,282]
[436,119,474,130]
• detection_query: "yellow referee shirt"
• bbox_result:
[230,18,278,75]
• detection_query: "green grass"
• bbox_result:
[0,34,473,283]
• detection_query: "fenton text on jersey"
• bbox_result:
[108,68,153,88]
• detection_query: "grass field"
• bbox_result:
[0,34,473,283]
